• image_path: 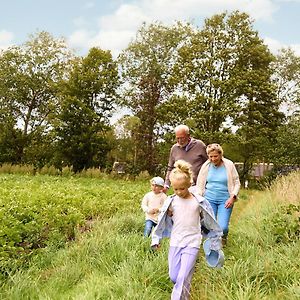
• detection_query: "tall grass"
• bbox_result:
[191,172,300,300]
[0,214,172,300]
[0,173,299,299]
[271,171,300,204]
[0,163,35,175]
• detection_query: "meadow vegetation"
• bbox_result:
[0,170,299,299]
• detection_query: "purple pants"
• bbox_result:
[168,246,199,300]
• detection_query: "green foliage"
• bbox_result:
[0,173,300,299]
[0,35,119,173]
[63,47,119,116]
[0,174,147,278]
[264,204,300,243]
[0,125,24,164]
[272,115,300,165]
[191,179,300,300]
[272,47,300,114]
[0,215,171,300]
[0,15,300,187]
[118,21,191,173]
[0,31,72,164]
[54,47,119,172]
[54,95,113,172]
[116,12,289,177]
[111,116,141,166]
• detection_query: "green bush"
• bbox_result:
[264,204,300,243]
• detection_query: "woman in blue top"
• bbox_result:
[196,144,240,245]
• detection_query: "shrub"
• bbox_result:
[136,170,151,180]
[61,166,74,177]
[38,165,61,176]
[265,204,300,243]
[0,163,35,175]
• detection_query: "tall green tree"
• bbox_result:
[165,11,284,181]
[230,18,284,182]
[270,49,300,167]
[0,31,72,164]
[273,114,300,166]
[54,47,119,172]
[173,11,279,144]
[272,47,300,115]
[118,22,191,173]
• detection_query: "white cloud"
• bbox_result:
[264,37,300,55]
[88,30,136,58]
[291,44,300,56]
[141,0,277,22]
[68,29,94,50]
[68,4,150,56]
[67,0,280,57]
[90,4,151,56]
[242,0,278,21]
[98,4,149,30]
[0,30,14,50]
[264,37,284,54]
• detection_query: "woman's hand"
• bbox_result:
[225,196,235,208]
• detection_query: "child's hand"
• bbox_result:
[149,208,159,214]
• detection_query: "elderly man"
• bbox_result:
[164,125,208,191]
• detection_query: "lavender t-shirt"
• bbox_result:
[169,195,202,248]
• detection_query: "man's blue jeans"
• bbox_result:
[208,200,233,238]
[144,219,157,237]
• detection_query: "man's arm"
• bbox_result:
[164,146,176,189]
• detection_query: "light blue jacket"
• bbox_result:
[151,193,223,255]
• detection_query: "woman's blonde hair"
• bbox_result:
[169,159,193,185]
[206,143,224,156]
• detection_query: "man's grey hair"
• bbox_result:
[174,125,190,134]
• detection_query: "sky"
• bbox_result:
[1,0,300,58]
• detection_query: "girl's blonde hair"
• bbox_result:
[169,159,193,185]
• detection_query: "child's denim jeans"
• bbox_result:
[144,219,157,237]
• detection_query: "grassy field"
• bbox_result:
[0,173,299,299]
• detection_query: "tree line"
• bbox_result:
[0,11,299,182]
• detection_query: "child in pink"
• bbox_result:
[151,160,223,300]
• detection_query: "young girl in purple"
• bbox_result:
[151,160,223,300]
